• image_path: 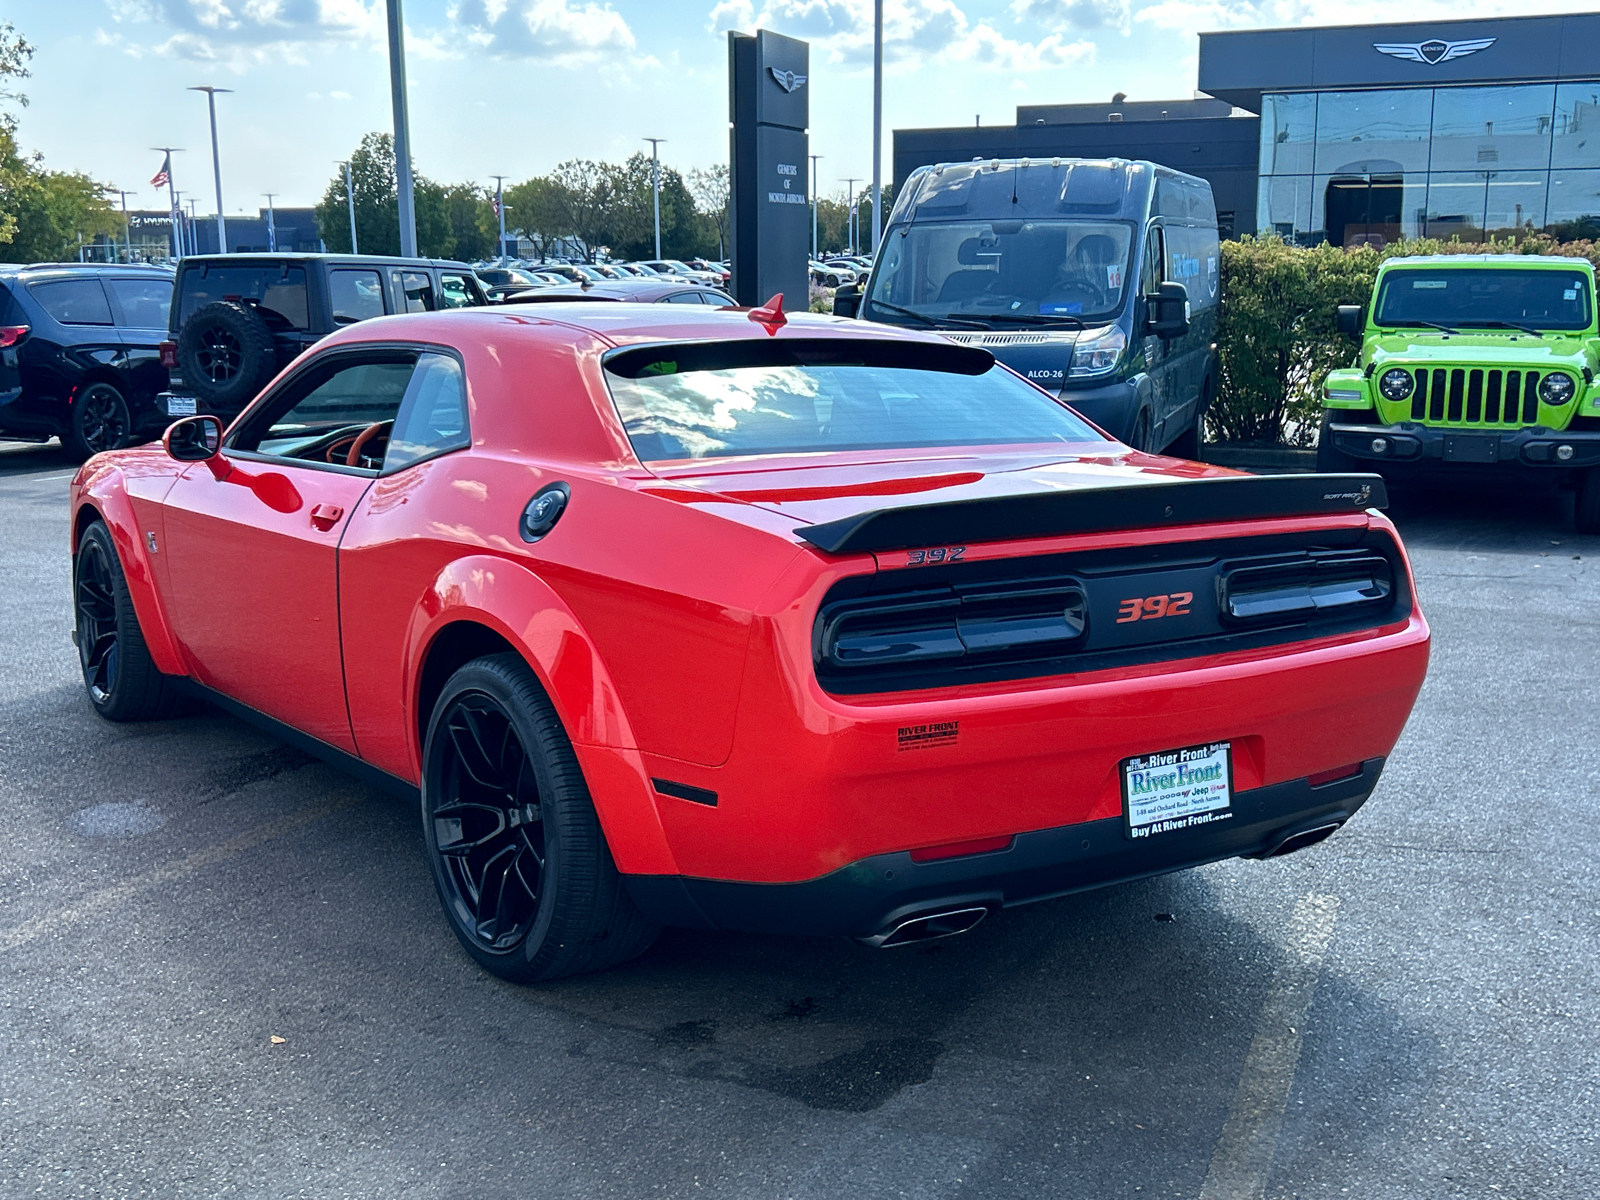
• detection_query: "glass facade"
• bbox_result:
[1257,82,1600,245]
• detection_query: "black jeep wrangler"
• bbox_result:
[159,254,488,421]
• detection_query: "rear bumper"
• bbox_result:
[1328,421,1600,469]
[624,760,1382,938]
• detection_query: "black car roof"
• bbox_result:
[174,253,474,270]
[0,263,174,278]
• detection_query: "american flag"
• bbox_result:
[491,194,501,217]
[150,153,171,188]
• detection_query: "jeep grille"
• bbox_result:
[1402,367,1569,427]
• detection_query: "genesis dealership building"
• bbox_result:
[893,13,1600,247]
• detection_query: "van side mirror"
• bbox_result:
[1337,305,1364,338]
[1145,281,1190,340]
[831,282,861,319]
[164,413,223,462]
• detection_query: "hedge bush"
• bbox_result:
[1213,234,1600,445]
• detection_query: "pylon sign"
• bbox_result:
[728,29,809,310]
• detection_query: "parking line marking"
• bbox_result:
[0,792,365,956]
[1198,892,1341,1200]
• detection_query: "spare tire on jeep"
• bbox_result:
[177,300,277,412]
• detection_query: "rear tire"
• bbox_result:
[65,382,131,461]
[1576,469,1600,534]
[73,521,185,722]
[421,653,659,982]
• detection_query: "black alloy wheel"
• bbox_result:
[74,533,120,706]
[431,692,548,953]
[66,382,130,460]
[421,654,658,981]
[195,325,243,386]
[72,522,185,721]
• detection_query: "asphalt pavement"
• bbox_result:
[1,438,1596,1199]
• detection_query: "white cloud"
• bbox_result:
[709,0,1093,72]
[450,0,636,63]
[1013,0,1131,35]
[103,0,382,66]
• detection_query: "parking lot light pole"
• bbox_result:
[491,175,508,261]
[185,198,199,255]
[386,0,418,257]
[114,190,134,262]
[263,193,277,252]
[871,0,883,254]
[841,178,859,255]
[188,87,232,252]
[644,138,666,260]
[339,161,359,254]
[809,154,822,259]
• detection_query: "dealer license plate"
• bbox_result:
[165,395,197,417]
[1122,741,1233,839]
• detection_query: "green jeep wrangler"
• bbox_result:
[1318,254,1600,532]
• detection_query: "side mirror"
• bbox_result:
[831,282,862,319]
[1145,281,1190,340]
[163,415,228,478]
[1337,304,1364,338]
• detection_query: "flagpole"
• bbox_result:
[491,174,507,261]
[151,146,183,260]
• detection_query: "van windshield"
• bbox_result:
[1373,267,1594,332]
[864,220,1134,328]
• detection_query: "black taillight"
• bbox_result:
[0,324,29,349]
[819,584,1086,675]
[1222,554,1393,624]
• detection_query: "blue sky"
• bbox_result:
[5,0,1588,216]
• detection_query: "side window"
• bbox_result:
[663,291,706,304]
[383,353,470,473]
[1140,227,1165,296]
[392,270,435,313]
[331,269,386,325]
[106,278,172,328]
[438,273,480,309]
[233,354,418,471]
[29,279,113,326]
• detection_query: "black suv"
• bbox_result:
[0,263,176,459]
[161,254,488,422]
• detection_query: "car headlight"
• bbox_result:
[1539,372,1576,405]
[1068,325,1126,377]
[1378,368,1414,401]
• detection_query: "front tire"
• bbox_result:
[1576,468,1600,534]
[1316,410,1369,474]
[421,653,659,982]
[73,521,185,721]
[65,382,131,461]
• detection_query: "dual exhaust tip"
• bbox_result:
[859,819,1346,947]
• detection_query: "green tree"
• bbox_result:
[688,164,729,259]
[0,21,35,247]
[314,133,460,259]
[443,183,495,261]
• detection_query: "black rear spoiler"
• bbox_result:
[794,473,1388,555]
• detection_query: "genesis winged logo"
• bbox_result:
[1373,37,1495,65]
[768,67,807,93]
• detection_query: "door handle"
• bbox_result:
[309,503,344,531]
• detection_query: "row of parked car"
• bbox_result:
[0,252,738,459]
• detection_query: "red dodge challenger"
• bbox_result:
[69,302,1430,980]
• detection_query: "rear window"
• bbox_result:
[178,264,309,330]
[29,279,113,325]
[107,277,172,328]
[604,341,1103,461]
